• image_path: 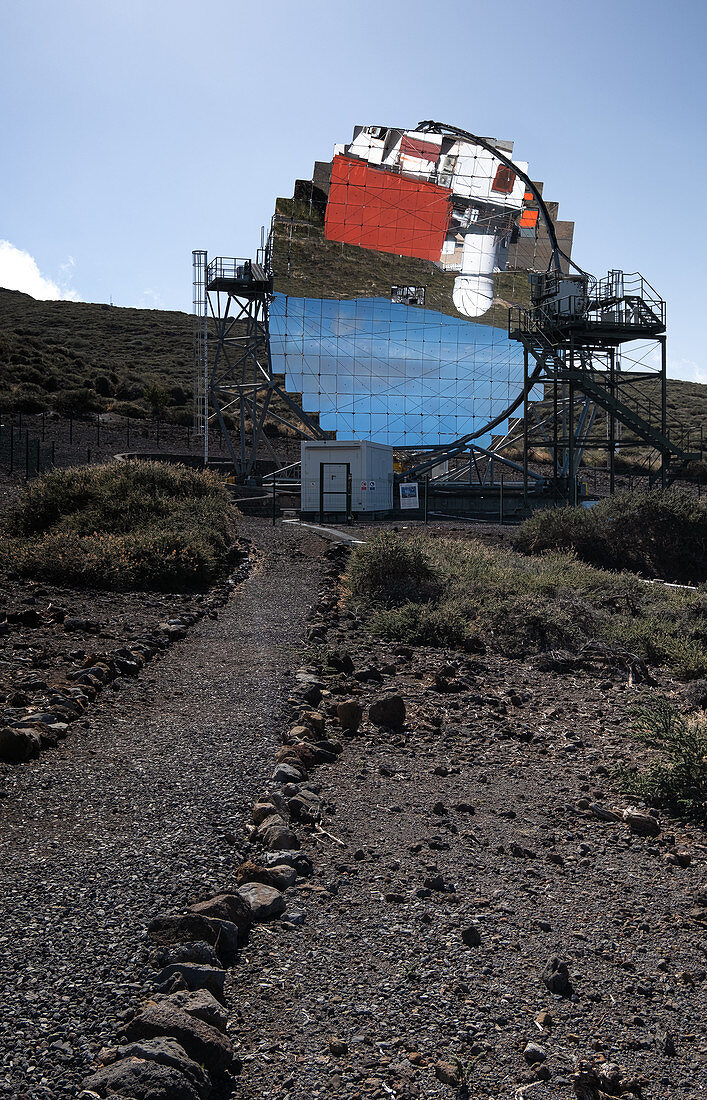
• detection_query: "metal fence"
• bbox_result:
[0,425,56,477]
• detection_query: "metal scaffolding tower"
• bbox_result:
[509,269,697,505]
[192,249,325,478]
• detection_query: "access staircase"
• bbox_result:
[509,273,702,488]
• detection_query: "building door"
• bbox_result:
[320,462,351,517]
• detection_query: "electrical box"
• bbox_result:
[530,271,589,318]
[301,440,394,516]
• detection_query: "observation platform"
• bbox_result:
[509,272,666,349]
[206,257,273,296]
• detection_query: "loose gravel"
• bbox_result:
[0,519,325,1100]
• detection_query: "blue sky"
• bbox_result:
[2,0,706,382]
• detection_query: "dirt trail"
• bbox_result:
[0,520,325,1100]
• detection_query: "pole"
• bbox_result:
[499,472,504,525]
[272,476,276,526]
[552,375,558,504]
[25,431,29,477]
[660,336,667,490]
[9,425,13,473]
[127,421,130,449]
[41,412,45,441]
[424,475,429,524]
[609,349,616,495]
[35,438,40,476]
[96,413,101,446]
[522,347,529,510]
[568,338,575,507]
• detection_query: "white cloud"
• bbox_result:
[669,357,707,385]
[0,240,81,301]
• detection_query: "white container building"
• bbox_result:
[300,440,394,517]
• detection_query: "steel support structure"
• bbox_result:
[509,272,698,504]
[192,252,325,479]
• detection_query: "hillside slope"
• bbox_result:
[1,288,706,439]
[0,289,193,421]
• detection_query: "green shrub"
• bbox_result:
[347,533,439,606]
[372,601,468,648]
[618,700,707,822]
[1,461,236,590]
[93,374,114,397]
[513,505,596,557]
[484,591,585,656]
[144,382,169,413]
[110,400,149,419]
[346,532,707,675]
[168,405,193,426]
[6,385,48,413]
[55,387,99,417]
[514,490,707,584]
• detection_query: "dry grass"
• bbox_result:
[1,461,238,590]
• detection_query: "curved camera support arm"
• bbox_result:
[416,120,590,279]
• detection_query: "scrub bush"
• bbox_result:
[619,699,707,822]
[346,533,439,606]
[514,490,707,584]
[345,532,707,676]
[1,460,237,590]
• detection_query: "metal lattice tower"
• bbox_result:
[192,249,325,478]
[509,269,697,504]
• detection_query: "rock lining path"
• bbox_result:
[0,520,325,1100]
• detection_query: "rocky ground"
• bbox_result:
[0,518,705,1100]
[227,537,706,1100]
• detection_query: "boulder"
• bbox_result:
[353,665,383,683]
[262,850,313,876]
[287,790,321,823]
[325,651,354,674]
[435,1062,461,1087]
[156,963,226,999]
[236,860,297,891]
[284,724,312,743]
[124,1003,236,1076]
[523,1042,547,1065]
[147,914,242,960]
[461,925,482,948]
[299,709,325,734]
[188,892,252,932]
[369,695,406,730]
[256,815,300,851]
[154,942,221,968]
[82,1055,205,1100]
[251,801,278,825]
[91,1037,210,1097]
[155,989,228,1033]
[274,743,316,770]
[542,956,573,997]
[238,882,286,921]
[623,807,661,836]
[0,726,41,762]
[272,762,306,785]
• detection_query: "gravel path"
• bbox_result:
[0,520,325,1099]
